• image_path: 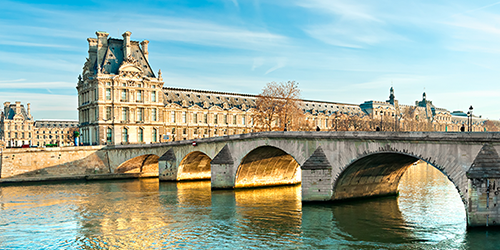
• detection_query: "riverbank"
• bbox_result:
[0,172,158,185]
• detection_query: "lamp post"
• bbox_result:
[380,111,383,131]
[468,105,473,132]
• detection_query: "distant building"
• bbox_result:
[34,120,79,147]
[0,102,78,148]
[0,101,34,147]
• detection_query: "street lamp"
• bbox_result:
[468,105,473,132]
[380,111,383,131]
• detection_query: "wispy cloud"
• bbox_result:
[0,80,72,89]
[452,1,500,16]
[265,58,287,75]
[252,57,264,71]
[296,0,408,48]
[297,0,381,22]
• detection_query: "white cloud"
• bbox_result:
[252,57,265,71]
[265,58,287,75]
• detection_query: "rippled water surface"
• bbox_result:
[1,163,500,249]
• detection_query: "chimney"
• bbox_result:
[87,37,98,68]
[96,31,109,72]
[27,103,31,119]
[4,102,10,115]
[141,40,149,61]
[15,101,21,115]
[122,31,132,59]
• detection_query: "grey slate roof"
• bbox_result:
[5,104,30,120]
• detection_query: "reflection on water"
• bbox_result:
[1,163,500,249]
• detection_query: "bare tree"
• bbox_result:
[253,81,304,131]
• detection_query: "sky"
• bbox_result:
[1,0,500,120]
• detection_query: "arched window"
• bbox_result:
[122,128,128,143]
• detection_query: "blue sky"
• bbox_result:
[1,0,500,120]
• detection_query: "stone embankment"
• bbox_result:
[0,146,158,184]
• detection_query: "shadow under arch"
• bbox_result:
[177,151,212,181]
[115,154,159,173]
[235,145,301,188]
[333,151,463,204]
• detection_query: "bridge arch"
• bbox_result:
[332,151,465,206]
[235,145,301,188]
[115,154,160,173]
[178,151,212,181]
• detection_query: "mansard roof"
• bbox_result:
[162,87,363,116]
[86,33,155,78]
[4,104,31,121]
[34,120,79,128]
[163,87,258,111]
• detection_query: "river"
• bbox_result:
[1,162,499,249]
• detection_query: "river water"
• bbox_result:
[1,163,500,249]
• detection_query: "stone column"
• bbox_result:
[301,146,334,202]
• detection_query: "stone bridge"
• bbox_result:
[4,131,499,227]
[106,131,500,228]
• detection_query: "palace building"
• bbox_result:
[77,31,164,145]
[77,32,492,145]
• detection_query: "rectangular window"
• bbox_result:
[122,108,128,121]
[121,90,127,102]
[122,128,128,142]
[242,116,246,125]
[137,108,143,122]
[193,113,198,123]
[106,88,111,100]
[224,114,227,124]
[107,128,112,143]
[137,90,143,102]
[152,128,157,142]
[204,113,208,123]
[214,114,218,124]
[152,108,157,121]
[233,115,237,125]
[182,112,186,123]
[95,108,98,120]
[106,107,112,120]
[152,91,156,102]
[138,128,143,142]
[171,111,176,123]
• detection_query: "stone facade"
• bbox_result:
[78,31,493,146]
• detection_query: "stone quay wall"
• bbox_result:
[0,146,109,179]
